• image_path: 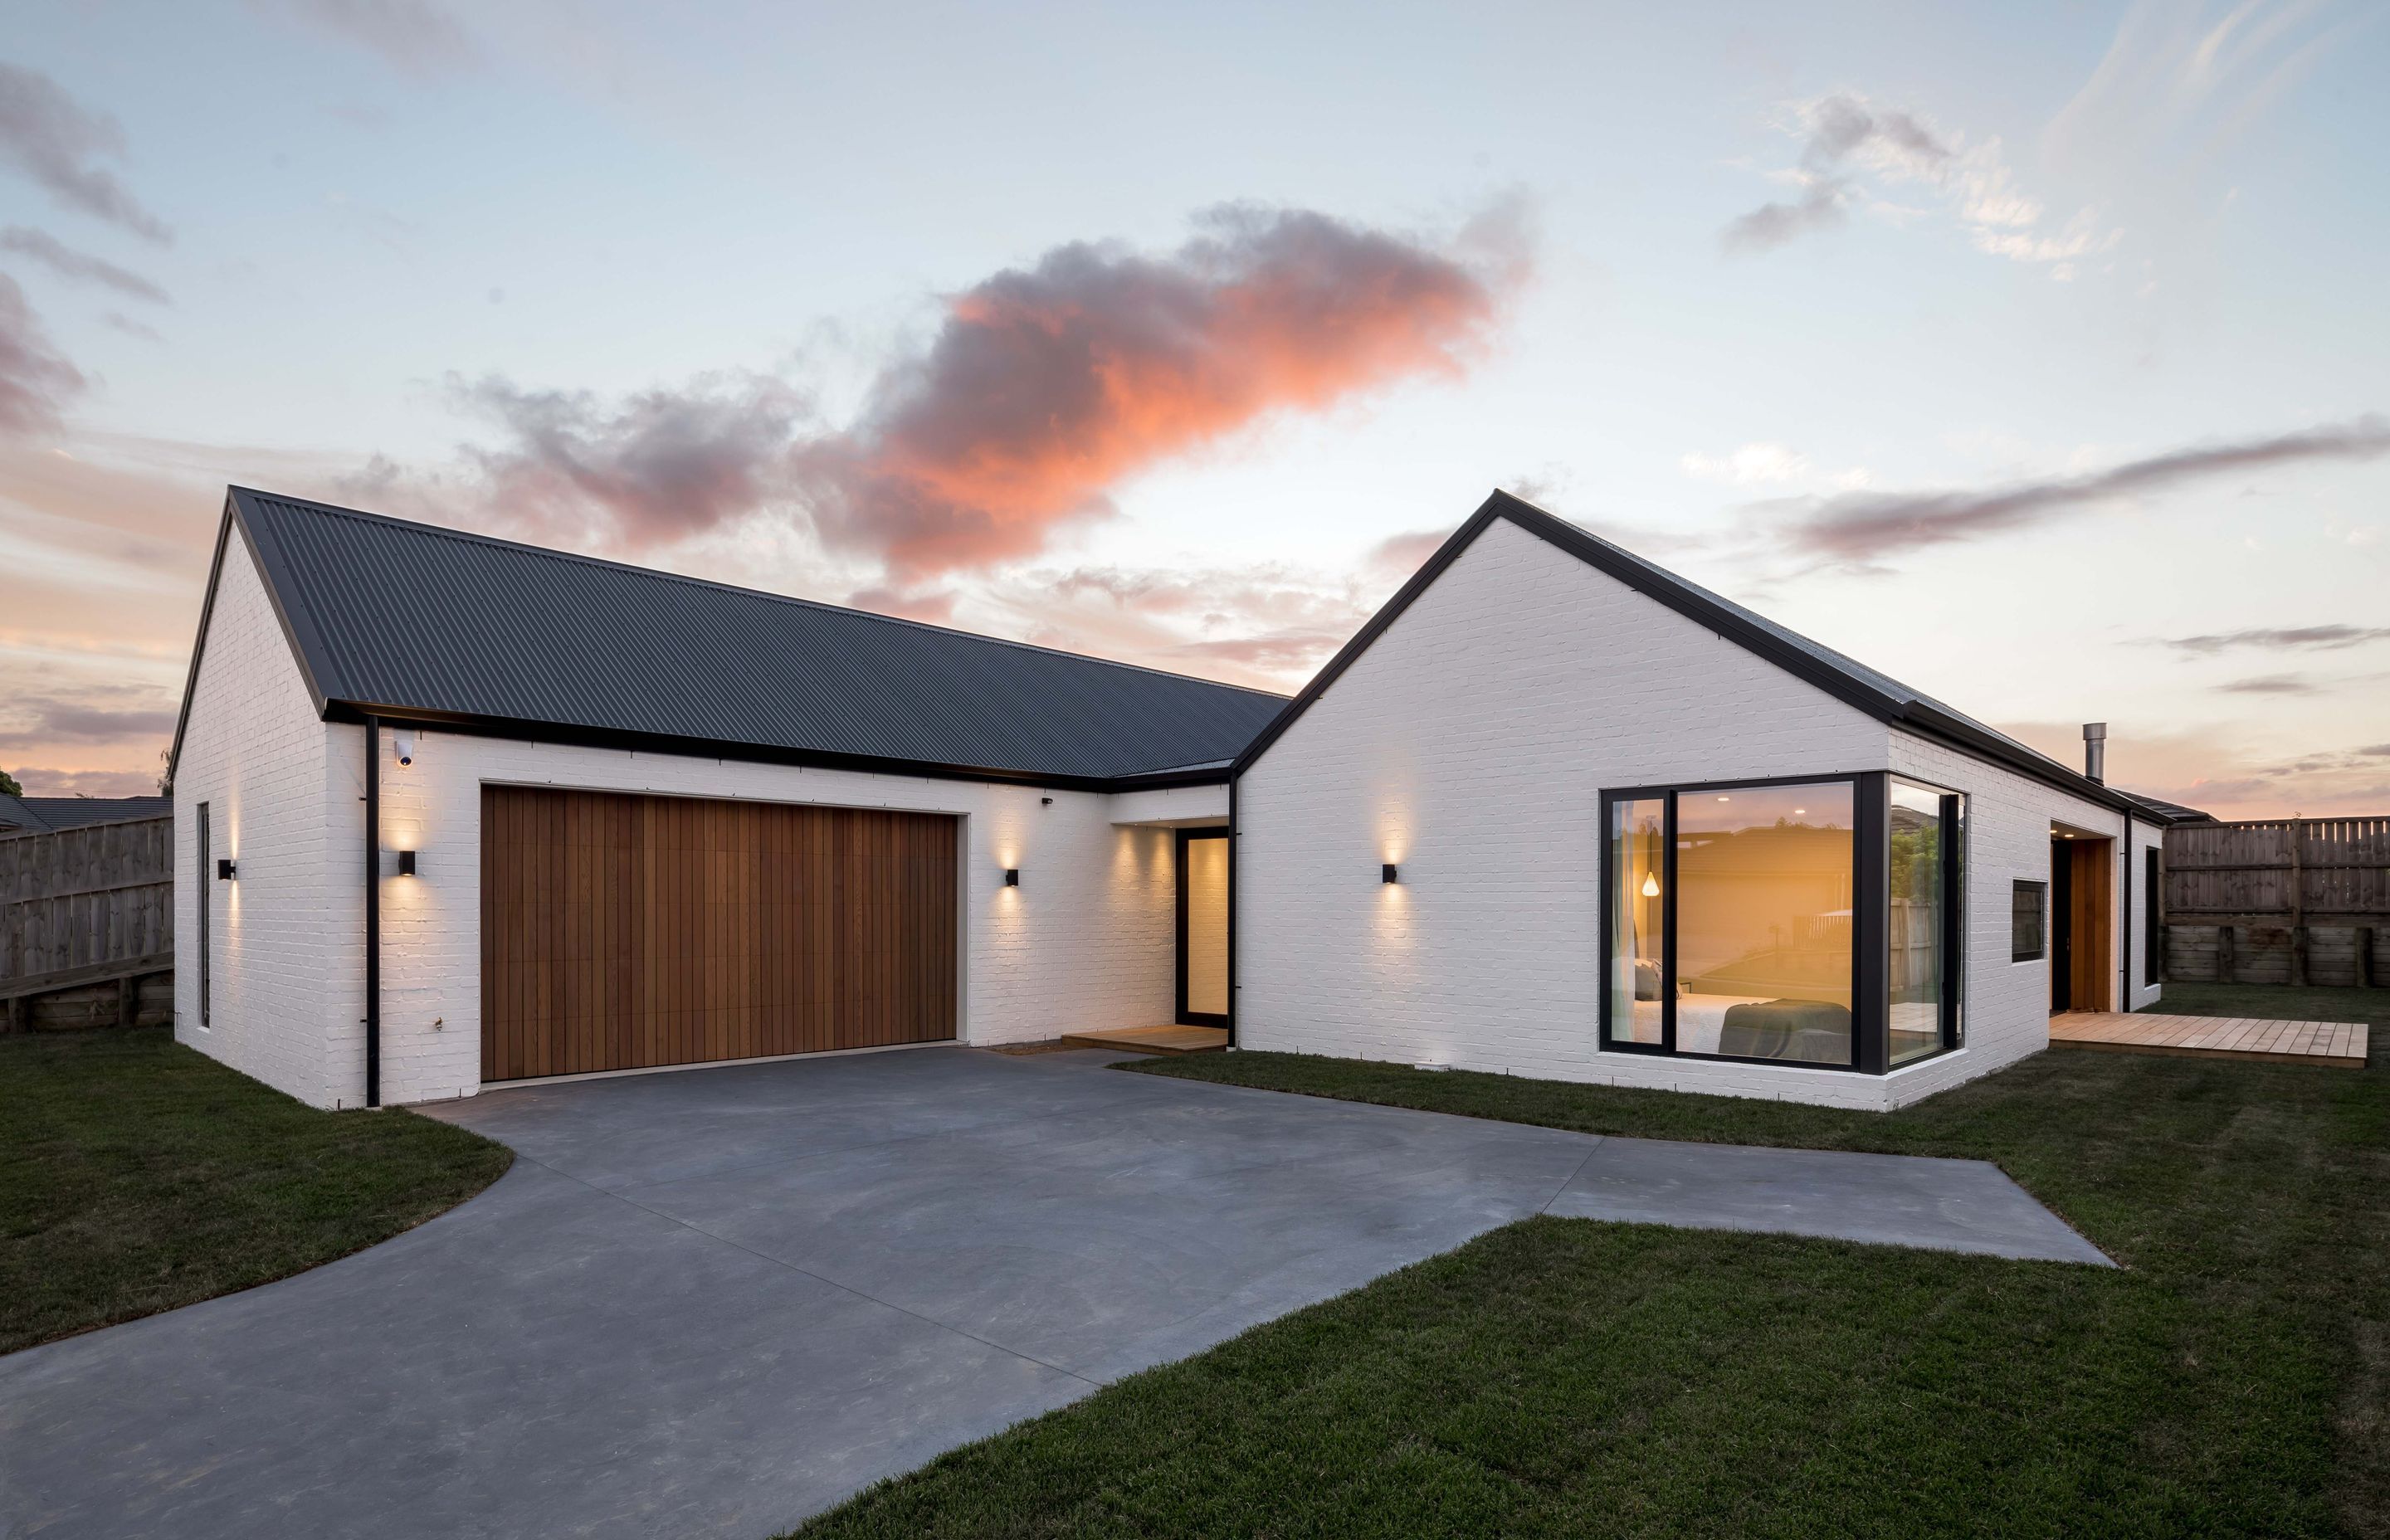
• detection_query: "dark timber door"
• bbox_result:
[481,787,958,1082]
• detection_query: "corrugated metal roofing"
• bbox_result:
[226,489,1287,783]
[0,794,170,836]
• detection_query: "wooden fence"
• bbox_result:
[1,816,174,1031]
[2162,816,2388,987]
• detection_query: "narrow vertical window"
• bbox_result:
[1607,797,1666,1045]
[1888,780,1951,1065]
[196,802,211,1027]
[2144,847,2161,986]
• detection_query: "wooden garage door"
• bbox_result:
[480,787,958,1082]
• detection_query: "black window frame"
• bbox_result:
[2144,846,2161,986]
[1600,771,1966,1077]
[2012,880,2047,963]
[195,802,211,1028]
[1888,777,1966,1064]
[1174,827,1230,1027]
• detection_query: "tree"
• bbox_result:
[0,768,22,797]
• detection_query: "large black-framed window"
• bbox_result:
[2012,880,2046,962]
[195,802,211,1028]
[1601,772,1963,1076]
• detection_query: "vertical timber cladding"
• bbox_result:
[480,787,958,1081]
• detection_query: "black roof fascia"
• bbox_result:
[1234,490,2144,818]
[328,703,1234,794]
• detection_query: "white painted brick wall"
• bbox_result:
[173,531,349,1106]
[1236,515,1909,1111]
[1235,516,2153,1113]
[362,734,1179,1104]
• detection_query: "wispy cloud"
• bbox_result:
[252,0,478,79]
[1680,441,1838,486]
[1723,93,2115,277]
[0,63,171,243]
[2157,623,2390,656]
[0,273,86,435]
[1780,417,2390,564]
[0,694,178,750]
[2215,673,2322,696]
[0,226,170,304]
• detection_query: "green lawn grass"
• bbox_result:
[796,982,2387,1538]
[0,1026,511,1355]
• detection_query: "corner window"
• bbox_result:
[2012,880,2046,962]
[1605,778,1859,1069]
[1603,773,1963,1075]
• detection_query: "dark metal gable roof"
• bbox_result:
[202,488,1285,787]
[1236,490,2152,817]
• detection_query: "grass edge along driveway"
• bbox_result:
[794,983,2386,1538]
[1,1027,511,1355]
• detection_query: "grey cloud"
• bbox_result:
[0,226,169,303]
[2158,623,2390,656]
[1721,94,1950,255]
[1785,417,2390,563]
[2358,743,2390,757]
[0,699,178,748]
[0,63,171,242]
[450,371,810,547]
[100,310,163,342]
[0,273,85,434]
[2214,674,2320,696]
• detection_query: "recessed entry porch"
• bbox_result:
[1077,816,1230,1054]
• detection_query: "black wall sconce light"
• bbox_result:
[1004,867,1021,887]
[1381,863,1398,884]
[217,858,237,880]
[396,850,417,877]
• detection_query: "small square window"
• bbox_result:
[2012,880,2046,962]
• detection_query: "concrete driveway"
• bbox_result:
[0,1045,2105,1539]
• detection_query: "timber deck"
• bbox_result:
[1058,1025,1230,1055]
[2049,1011,2368,1070]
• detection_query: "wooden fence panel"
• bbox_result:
[2163,816,2390,924]
[1,819,174,1024]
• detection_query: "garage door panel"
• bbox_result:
[481,787,957,1082]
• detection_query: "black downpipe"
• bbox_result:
[363,714,381,1108]
[1225,775,1238,1048]
[2119,809,2132,1014]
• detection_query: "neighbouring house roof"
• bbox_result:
[2112,789,2216,826]
[168,489,1288,790]
[1238,490,2180,820]
[0,793,171,836]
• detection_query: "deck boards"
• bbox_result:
[2049,1010,2368,1069]
[1058,1024,1230,1055]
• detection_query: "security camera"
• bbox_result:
[393,728,416,767]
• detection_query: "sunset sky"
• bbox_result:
[3,1,2386,816]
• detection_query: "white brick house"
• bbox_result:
[170,487,2192,1112]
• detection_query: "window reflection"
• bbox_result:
[1608,798,1665,1044]
[1889,781,1949,1065]
[1675,784,1853,1066]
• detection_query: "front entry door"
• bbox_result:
[1177,830,1229,1026]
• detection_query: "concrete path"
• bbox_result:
[0,1045,2105,1539]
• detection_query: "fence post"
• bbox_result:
[2286,819,2307,987]
[2216,924,2236,983]
[2359,927,2377,991]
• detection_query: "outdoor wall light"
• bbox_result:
[1382,863,1398,884]
[216,858,237,880]
[396,850,417,877]
[393,729,417,767]
[1004,867,1020,886]
[1641,871,1660,898]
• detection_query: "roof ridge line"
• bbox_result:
[227,486,1293,703]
